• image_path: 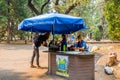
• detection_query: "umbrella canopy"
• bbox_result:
[18,13,87,34]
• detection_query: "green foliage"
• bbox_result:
[68,0,106,40]
[1,0,115,42]
[92,26,101,41]
[0,1,7,15]
[0,1,7,28]
[0,0,51,42]
[0,17,7,28]
[53,0,88,14]
[0,0,32,40]
[104,0,120,41]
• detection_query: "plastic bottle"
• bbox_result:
[63,45,66,51]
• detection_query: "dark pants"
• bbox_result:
[31,46,40,66]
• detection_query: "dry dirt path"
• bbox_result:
[0,45,66,80]
[0,44,116,80]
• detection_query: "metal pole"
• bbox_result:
[52,24,55,44]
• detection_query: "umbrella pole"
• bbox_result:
[52,25,55,45]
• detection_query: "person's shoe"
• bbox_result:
[37,65,43,69]
[30,65,36,68]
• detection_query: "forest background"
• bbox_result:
[0,0,120,44]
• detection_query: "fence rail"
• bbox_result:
[87,41,120,44]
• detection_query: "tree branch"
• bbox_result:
[40,0,50,14]
[28,0,39,15]
[55,0,59,5]
[65,3,77,14]
[104,0,109,2]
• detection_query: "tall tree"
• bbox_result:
[0,0,32,43]
[104,0,120,40]
[6,0,11,43]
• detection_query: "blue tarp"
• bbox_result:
[18,13,87,34]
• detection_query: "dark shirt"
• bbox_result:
[61,38,67,51]
[33,35,48,47]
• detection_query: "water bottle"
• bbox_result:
[63,44,66,51]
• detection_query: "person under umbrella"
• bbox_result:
[31,33,50,68]
[74,35,89,51]
[60,34,67,51]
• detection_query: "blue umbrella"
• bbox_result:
[18,13,87,34]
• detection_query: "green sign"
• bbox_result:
[56,55,69,77]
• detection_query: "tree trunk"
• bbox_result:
[7,19,11,43]
[90,33,92,39]
[31,32,33,42]
[10,21,14,41]
[7,0,11,44]
[100,5,105,39]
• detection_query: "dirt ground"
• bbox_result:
[94,43,120,80]
[0,43,119,80]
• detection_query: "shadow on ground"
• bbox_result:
[0,69,31,80]
[38,74,67,80]
[94,52,103,63]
